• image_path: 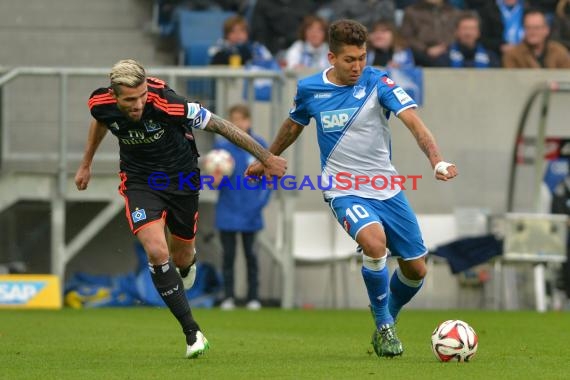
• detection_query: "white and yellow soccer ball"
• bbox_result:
[202,149,235,176]
[431,319,478,362]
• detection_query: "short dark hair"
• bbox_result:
[329,19,368,54]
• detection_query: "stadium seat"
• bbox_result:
[176,10,235,100]
[416,214,458,252]
[292,211,358,308]
[176,9,235,65]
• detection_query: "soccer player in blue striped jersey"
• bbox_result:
[247,19,458,357]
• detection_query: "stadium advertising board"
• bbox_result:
[0,275,62,309]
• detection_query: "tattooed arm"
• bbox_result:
[244,117,304,177]
[204,113,287,178]
[267,118,305,155]
[398,108,457,181]
[205,113,270,162]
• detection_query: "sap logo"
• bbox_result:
[320,108,357,133]
[0,282,46,304]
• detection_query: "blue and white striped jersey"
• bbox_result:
[289,66,417,200]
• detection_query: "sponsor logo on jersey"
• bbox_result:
[314,92,332,99]
[320,108,357,133]
[131,208,147,223]
[393,87,412,105]
[382,77,395,87]
[353,85,366,99]
[120,129,165,145]
[143,119,161,132]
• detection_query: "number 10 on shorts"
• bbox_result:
[345,204,370,223]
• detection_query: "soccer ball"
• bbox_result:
[202,149,235,176]
[431,320,478,362]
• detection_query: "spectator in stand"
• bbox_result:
[250,0,323,56]
[503,9,570,68]
[366,20,415,68]
[400,0,461,66]
[552,0,570,50]
[478,0,526,58]
[209,15,273,67]
[285,15,330,70]
[444,11,500,68]
[527,0,559,24]
[317,0,396,30]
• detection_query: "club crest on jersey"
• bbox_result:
[382,77,396,87]
[131,208,147,223]
[109,122,119,131]
[143,119,161,132]
[320,108,357,133]
[353,85,366,99]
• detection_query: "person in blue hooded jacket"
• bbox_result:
[212,104,271,311]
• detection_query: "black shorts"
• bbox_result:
[118,172,199,241]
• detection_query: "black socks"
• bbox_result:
[150,259,200,344]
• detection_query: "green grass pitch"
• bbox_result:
[1,308,569,379]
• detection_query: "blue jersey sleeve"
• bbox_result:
[288,84,311,126]
[377,75,417,116]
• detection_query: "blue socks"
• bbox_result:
[361,254,393,328]
[388,268,423,321]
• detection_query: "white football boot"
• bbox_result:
[186,331,209,359]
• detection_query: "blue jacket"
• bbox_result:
[213,131,271,232]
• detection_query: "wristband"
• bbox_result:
[434,161,453,176]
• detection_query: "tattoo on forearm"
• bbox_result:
[206,114,270,162]
[269,119,303,155]
[416,130,442,165]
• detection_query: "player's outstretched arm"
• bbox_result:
[204,113,287,178]
[75,119,108,190]
[398,108,458,181]
[245,118,305,177]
